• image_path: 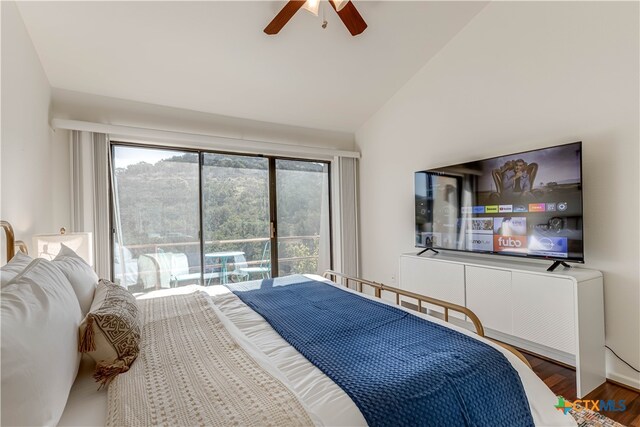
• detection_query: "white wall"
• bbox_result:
[0,1,70,260]
[356,2,639,388]
[52,89,355,152]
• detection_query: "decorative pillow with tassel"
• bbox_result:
[79,279,140,387]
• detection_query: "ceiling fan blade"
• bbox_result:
[264,1,306,35]
[328,0,367,36]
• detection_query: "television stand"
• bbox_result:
[399,253,604,397]
[417,247,439,256]
[547,261,571,272]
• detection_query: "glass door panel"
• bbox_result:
[202,153,270,284]
[112,145,201,292]
[275,159,331,277]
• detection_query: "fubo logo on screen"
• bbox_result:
[494,236,527,252]
[498,237,522,247]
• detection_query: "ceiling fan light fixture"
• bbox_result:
[302,0,320,16]
[264,0,366,36]
[333,0,348,12]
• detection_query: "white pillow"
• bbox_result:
[0,251,33,287]
[53,244,98,316]
[1,258,82,427]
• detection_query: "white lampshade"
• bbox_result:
[33,231,93,267]
[303,0,320,16]
[334,0,348,11]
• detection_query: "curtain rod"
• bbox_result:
[51,119,360,159]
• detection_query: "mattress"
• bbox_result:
[59,274,575,426]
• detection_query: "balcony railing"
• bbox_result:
[123,235,318,265]
[114,235,320,290]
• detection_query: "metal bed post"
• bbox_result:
[1,220,16,261]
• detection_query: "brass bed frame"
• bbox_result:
[1,220,28,261]
[323,270,531,368]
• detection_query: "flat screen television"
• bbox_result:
[415,141,584,265]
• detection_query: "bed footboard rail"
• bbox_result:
[323,270,532,368]
[323,270,485,336]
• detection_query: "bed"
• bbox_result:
[1,220,575,427]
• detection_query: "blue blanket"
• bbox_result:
[228,275,534,427]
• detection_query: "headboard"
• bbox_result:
[1,220,28,262]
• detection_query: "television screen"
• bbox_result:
[415,141,584,262]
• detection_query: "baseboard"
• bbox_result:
[607,378,640,394]
[607,371,640,392]
[518,347,576,370]
[482,328,576,367]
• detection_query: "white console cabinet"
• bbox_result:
[399,253,605,397]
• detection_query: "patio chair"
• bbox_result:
[236,241,272,281]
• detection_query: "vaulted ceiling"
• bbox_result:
[17,1,487,132]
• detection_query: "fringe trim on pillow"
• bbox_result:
[94,359,130,389]
[79,315,96,353]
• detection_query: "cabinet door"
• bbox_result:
[466,266,513,335]
[399,256,465,319]
[512,272,576,355]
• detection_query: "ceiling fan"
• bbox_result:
[264,0,367,36]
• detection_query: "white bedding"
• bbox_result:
[58,356,107,426]
[59,274,575,426]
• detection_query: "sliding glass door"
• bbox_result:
[276,160,331,276]
[111,145,202,291]
[111,143,331,291]
[202,153,271,284]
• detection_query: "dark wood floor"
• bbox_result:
[524,352,640,426]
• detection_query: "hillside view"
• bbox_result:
[112,147,330,289]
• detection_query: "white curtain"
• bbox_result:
[333,156,359,277]
[71,131,111,278]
